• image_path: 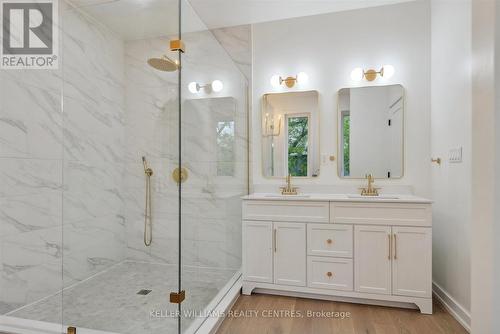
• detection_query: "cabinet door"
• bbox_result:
[354,225,392,295]
[274,222,306,286]
[392,227,432,298]
[243,221,273,283]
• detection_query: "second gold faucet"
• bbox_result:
[360,174,379,196]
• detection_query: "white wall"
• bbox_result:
[252,0,431,196]
[430,0,472,328]
[471,0,497,333]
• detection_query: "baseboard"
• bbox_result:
[432,282,471,332]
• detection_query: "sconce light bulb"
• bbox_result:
[351,68,364,82]
[270,75,281,88]
[382,65,395,79]
[188,82,199,94]
[297,72,309,84]
[212,80,224,92]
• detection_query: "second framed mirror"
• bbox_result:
[338,84,404,179]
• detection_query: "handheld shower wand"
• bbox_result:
[142,157,153,246]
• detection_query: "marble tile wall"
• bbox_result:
[211,25,252,82]
[1,3,249,316]
[0,4,126,314]
[61,7,127,286]
[124,29,249,271]
[123,37,180,264]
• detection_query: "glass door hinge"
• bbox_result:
[170,290,186,304]
[170,40,185,53]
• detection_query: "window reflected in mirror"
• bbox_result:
[341,111,350,177]
[217,121,235,176]
[287,115,309,177]
[184,97,243,179]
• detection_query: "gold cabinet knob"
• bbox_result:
[326,239,333,244]
[326,271,333,278]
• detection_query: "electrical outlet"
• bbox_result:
[449,147,463,163]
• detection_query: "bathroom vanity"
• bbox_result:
[241,194,433,314]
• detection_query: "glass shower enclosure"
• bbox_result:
[0,0,248,332]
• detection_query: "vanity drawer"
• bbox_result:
[242,200,329,223]
[307,224,353,258]
[307,257,353,291]
[330,202,432,227]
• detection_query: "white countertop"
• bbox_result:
[242,193,432,204]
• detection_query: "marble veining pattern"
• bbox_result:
[1,0,248,323]
[9,261,237,334]
[211,25,252,81]
[0,4,126,314]
[124,30,248,270]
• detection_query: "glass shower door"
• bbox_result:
[179,0,249,332]
[59,0,182,333]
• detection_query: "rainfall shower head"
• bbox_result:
[147,55,179,72]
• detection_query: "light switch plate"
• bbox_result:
[449,147,463,163]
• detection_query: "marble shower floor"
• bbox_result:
[7,261,237,334]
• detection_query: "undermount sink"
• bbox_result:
[347,194,400,200]
[264,194,311,199]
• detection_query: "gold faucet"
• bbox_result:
[360,174,379,196]
[281,174,298,195]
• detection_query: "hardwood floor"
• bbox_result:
[216,294,468,334]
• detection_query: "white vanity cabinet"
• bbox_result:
[243,221,306,286]
[354,225,392,295]
[242,221,273,283]
[242,195,433,314]
[391,226,432,298]
[273,222,306,286]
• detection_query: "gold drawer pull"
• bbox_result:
[326,239,333,244]
[326,271,333,278]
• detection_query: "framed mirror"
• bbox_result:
[262,91,320,178]
[338,84,404,179]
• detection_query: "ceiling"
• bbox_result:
[68,0,415,40]
[188,0,416,29]
[67,0,206,40]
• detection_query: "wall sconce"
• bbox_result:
[263,113,282,137]
[351,65,395,82]
[188,80,224,94]
[270,72,308,88]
